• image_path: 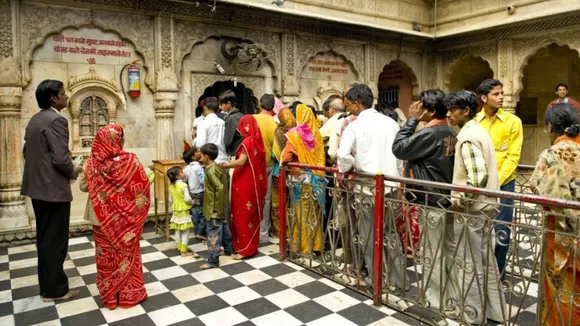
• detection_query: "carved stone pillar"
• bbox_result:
[497,39,517,114]
[365,44,378,101]
[154,91,177,159]
[281,33,299,103]
[503,95,519,114]
[0,86,28,229]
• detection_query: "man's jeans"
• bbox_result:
[206,218,234,267]
[494,180,516,277]
[191,193,206,238]
[259,166,274,243]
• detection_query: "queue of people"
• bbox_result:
[20,77,580,326]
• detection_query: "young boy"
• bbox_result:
[199,143,233,269]
[183,146,206,241]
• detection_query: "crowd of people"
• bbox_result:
[20,77,579,326]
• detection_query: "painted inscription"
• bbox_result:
[308,59,349,74]
[52,34,131,64]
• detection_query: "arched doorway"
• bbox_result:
[378,61,416,115]
[195,80,258,117]
[517,43,580,164]
[448,56,494,93]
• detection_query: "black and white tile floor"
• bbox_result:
[0,225,431,326]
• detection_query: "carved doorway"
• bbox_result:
[68,67,125,157]
[378,61,417,115]
[78,96,110,148]
[196,80,258,116]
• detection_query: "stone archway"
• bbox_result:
[446,56,494,93]
[378,60,418,116]
[516,43,580,164]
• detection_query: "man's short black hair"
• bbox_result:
[555,83,568,91]
[219,90,236,105]
[420,89,447,119]
[345,83,374,109]
[444,90,478,120]
[200,143,218,161]
[204,97,219,112]
[36,79,64,110]
[390,101,399,109]
[260,94,275,111]
[477,79,503,97]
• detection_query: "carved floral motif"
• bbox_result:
[160,16,172,69]
[0,0,12,58]
[441,43,497,84]
[512,29,580,95]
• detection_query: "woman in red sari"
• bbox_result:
[221,115,267,259]
[86,124,150,309]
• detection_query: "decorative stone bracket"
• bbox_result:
[313,84,342,111]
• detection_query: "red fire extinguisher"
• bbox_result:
[127,60,141,98]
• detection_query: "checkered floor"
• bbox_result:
[0,224,426,326]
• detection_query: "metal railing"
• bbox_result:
[277,163,580,326]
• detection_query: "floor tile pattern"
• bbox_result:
[0,225,434,326]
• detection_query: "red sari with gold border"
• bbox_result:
[230,115,268,258]
[86,124,150,309]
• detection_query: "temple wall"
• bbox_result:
[2,0,580,242]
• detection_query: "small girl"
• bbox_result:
[167,166,197,257]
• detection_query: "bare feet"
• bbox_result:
[200,264,216,270]
[232,254,245,260]
[42,290,80,302]
[180,251,194,257]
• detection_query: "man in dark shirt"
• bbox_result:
[392,89,457,310]
[219,90,243,157]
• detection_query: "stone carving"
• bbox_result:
[20,3,155,88]
[441,43,497,86]
[160,16,172,69]
[368,44,376,82]
[155,66,179,92]
[512,29,580,96]
[242,30,281,76]
[0,57,22,87]
[0,86,27,228]
[286,33,296,76]
[172,20,221,77]
[313,84,342,111]
[0,0,12,58]
[375,48,421,98]
[190,73,265,109]
[296,36,364,81]
[68,66,125,156]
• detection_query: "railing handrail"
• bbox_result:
[284,162,580,210]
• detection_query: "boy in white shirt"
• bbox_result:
[183,146,206,241]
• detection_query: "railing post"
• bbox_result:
[373,173,385,306]
[278,166,287,260]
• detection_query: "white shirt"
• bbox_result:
[326,114,345,162]
[320,112,342,143]
[337,109,402,190]
[183,162,205,195]
[193,113,228,164]
[191,115,204,133]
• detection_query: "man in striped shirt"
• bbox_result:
[444,90,506,324]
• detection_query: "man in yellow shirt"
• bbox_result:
[476,79,523,279]
[253,94,277,244]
